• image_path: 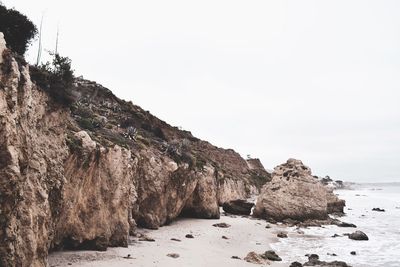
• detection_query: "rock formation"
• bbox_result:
[0,33,271,266]
[253,159,345,221]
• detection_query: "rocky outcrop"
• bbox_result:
[253,159,345,221]
[0,34,269,266]
[52,140,137,250]
[135,155,221,229]
[181,165,220,219]
[217,178,256,204]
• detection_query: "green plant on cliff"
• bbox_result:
[0,3,37,55]
[250,172,270,189]
[30,53,75,106]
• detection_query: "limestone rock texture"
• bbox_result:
[0,34,269,266]
[53,143,137,251]
[253,159,345,221]
[0,43,69,266]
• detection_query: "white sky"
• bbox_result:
[3,0,400,182]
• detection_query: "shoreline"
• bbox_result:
[271,186,400,267]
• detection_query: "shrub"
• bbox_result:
[77,118,96,131]
[0,3,37,55]
[30,53,75,106]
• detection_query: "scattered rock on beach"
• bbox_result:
[222,199,254,215]
[331,234,340,238]
[167,253,180,258]
[372,208,385,212]
[138,235,155,242]
[222,235,229,239]
[283,218,300,226]
[262,250,282,261]
[303,254,351,266]
[171,238,181,242]
[277,232,288,238]
[265,224,271,229]
[244,252,266,264]
[185,234,194,238]
[231,256,241,259]
[350,251,356,255]
[337,222,357,228]
[290,262,303,267]
[308,254,320,261]
[213,222,231,228]
[123,254,132,259]
[348,230,369,241]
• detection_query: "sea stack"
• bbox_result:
[253,159,345,221]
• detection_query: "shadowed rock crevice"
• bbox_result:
[180,166,220,219]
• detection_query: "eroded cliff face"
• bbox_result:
[0,48,66,267]
[253,159,345,222]
[53,137,137,251]
[0,34,269,266]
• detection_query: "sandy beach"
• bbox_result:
[49,212,286,267]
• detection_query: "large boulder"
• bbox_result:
[348,230,369,241]
[253,159,344,221]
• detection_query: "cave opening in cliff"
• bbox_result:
[54,237,108,252]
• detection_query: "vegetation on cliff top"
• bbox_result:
[0,3,37,55]
[0,3,75,106]
[30,53,75,106]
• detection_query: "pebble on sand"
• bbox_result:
[167,253,180,258]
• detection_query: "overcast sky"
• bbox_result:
[3,0,400,182]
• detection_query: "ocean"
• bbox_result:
[271,183,400,267]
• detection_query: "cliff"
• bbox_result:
[0,33,270,266]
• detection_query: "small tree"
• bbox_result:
[50,53,74,86]
[30,53,75,106]
[0,3,37,55]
